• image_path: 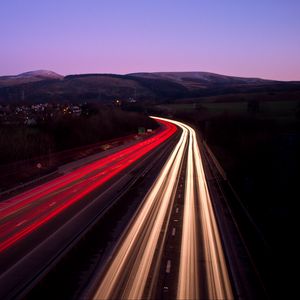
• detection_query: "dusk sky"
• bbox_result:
[1,0,300,80]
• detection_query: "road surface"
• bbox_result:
[0,119,178,299]
[91,117,233,300]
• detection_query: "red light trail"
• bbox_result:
[0,119,177,253]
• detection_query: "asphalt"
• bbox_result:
[0,125,180,300]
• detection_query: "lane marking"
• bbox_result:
[172,228,176,236]
[166,260,171,273]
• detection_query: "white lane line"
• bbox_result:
[166,260,171,273]
[176,207,179,213]
[172,228,176,236]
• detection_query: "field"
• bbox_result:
[156,98,299,117]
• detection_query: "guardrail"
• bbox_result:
[202,141,227,181]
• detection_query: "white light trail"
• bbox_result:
[92,117,233,300]
[93,119,188,299]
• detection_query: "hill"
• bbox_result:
[0,70,299,104]
[0,70,63,88]
[128,71,277,89]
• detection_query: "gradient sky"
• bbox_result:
[1,0,300,80]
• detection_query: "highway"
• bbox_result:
[0,116,234,299]
[91,117,233,300]
[0,120,175,253]
[0,119,178,299]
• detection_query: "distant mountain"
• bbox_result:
[0,70,63,88]
[18,70,63,79]
[128,72,278,89]
[0,70,299,104]
[0,73,155,103]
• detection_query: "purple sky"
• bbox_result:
[1,0,300,80]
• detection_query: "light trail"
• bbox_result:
[0,120,177,253]
[192,127,233,299]
[92,117,233,300]
[93,119,188,300]
[175,120,233,299]
[177,123,199,299]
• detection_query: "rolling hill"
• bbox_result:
[0,70,63,88]
[128,72,277,89]
[0,70,299,104]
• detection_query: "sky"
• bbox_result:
[1,0,300,80]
